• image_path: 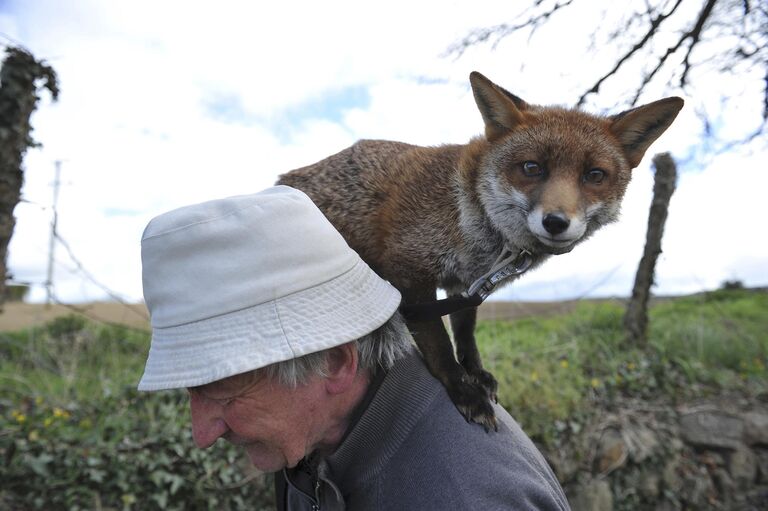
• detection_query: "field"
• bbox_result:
[0,302,151,332]
[0,297,623,332]
[1,289,766,509]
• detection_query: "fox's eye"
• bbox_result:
[584,168,606,184]
[522,161,543,177]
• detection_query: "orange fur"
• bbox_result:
[277,72,683,428]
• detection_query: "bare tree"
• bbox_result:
[0,47,59,307]
[448,0,767,145]
[624,153,678,346]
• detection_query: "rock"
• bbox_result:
[744,485,768,509]
[595,428,627,475]
[547,451,579,483]
[712,468,735,499]
[698,450,725,468]
[638,471,660,500]
[653,501,677,511]
[744,412,768,446]
[680,472,712,509]
[679,410,744,450]
[669,437,684,452]
[624,423,659,463]
[729,445,758,487]
[755,448,768,484]
[569,479,613,511]
[663,459,682,493]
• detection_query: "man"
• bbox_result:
[138,186,570,510]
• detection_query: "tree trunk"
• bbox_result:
[624,153,678,346]
[0,48,58,308]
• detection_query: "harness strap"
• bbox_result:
[399,248,533,322]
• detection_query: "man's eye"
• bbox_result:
[584,168,606,184]
[522,161,543,177]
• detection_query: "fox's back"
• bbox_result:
[278,139,463,281]
[279,139,411,220]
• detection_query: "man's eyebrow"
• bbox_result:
[189,371,263,399]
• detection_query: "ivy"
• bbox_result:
[0,46,58,305]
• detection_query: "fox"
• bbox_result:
[277,71,683,430]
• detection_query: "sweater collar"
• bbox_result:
[321,350,440,489]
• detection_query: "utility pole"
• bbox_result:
[45,160,61,307]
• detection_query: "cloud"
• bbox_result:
[2,0,766,305]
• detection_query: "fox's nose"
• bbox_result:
[542,213,570,235]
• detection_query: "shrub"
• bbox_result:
[0,316,274,509]
[0,389,274,510]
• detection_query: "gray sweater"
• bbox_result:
[276,351,570,510]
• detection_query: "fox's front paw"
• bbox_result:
[449,379,497,432]
[467,368,498,403]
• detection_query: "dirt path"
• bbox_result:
[0,298,629,332]
[0,302,150,331]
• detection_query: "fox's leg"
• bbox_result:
[403,288,497,431]
[449,305,498,402]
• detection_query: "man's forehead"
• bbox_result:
[191,369,264,397]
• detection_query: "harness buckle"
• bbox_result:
[463,249,533,301]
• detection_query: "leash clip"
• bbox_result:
[463,248,533,301]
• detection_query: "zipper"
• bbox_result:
[313,478,322,510]
[283,468,321,510]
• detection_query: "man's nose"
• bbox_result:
[189,393,229,448]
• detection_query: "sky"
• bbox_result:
[1,0,766,304]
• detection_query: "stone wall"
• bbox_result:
[545,396,768,510]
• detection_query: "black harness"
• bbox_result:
[399,248,534,321]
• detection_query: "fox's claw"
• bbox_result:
[467,368,498,403]
[449,379,498,432]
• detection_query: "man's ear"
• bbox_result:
[324,342,360,395]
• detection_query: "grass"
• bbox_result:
[0,288,766,507]
[477,289,768,444]
[0,315,149,404]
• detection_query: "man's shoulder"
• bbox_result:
[379,357,570,510]
[327,352,570,510]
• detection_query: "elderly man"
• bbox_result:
[138,186,569,510]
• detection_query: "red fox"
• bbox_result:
[278,72,683,429]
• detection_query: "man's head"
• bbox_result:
[138,186,411,470]
[187,313,411,470]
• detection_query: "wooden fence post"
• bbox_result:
[623,153,678,346]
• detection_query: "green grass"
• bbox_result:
[1,288,766,507]
[0,315,149,404]
[477,289,768,445]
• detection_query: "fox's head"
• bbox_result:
[467,71,684,255]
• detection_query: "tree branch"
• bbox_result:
[577,0,685,106]
[626,0,718,105]
[679,0,719,88]
[445,0,577,58]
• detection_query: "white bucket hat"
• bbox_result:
[138,186,402,391]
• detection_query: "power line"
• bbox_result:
[53,232,149,321]
[33,159,148,322]
[51,295,150,333]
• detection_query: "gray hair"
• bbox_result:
[263,311,414,387]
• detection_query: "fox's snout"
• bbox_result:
[542,213,570,236]
[525,206,591,254]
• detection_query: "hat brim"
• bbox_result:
[138,259,401,391]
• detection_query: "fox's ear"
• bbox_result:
[609,97,684,167]
[470,71,528,141]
